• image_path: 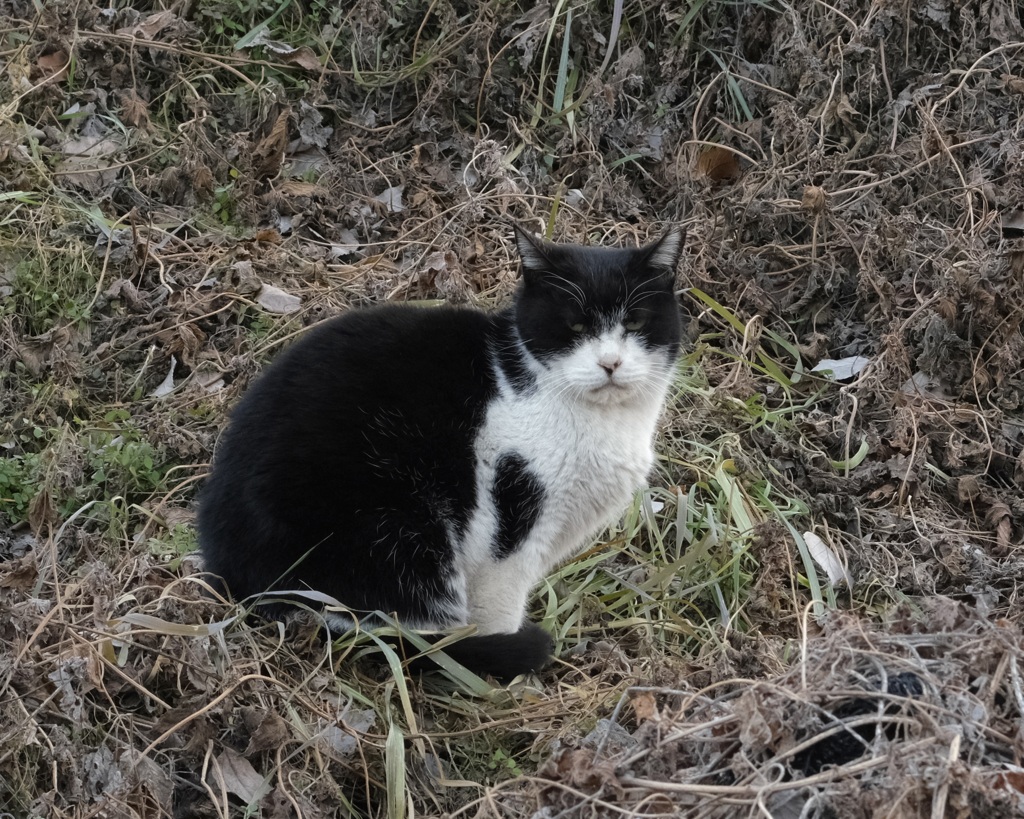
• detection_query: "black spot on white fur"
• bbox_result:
[492,452,545,559]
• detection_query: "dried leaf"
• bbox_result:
[253,108,290,180]
[192,368,225,397]
[56,135,122,193]
[802,185,828,213]
[231,260,260,295]
[630,691,659,723]
[254,228,283,244]
[581,719,640,755]
[540,747,620,791]
[315,708,376,761]
[985,502,1013,554]
[28,488,58,535]
[735,691,783,751]
[257,283,301,314]
[36,50,69,82]
[417,249,468,300]
[375,185,405,213]
[899,371,955,401]
[245,712,292,755]
[995,515,1011,552]
[214,749,270,804]
[280,46,321,72]
[0,555,38,592]
[955,475,982,503]
[1003,74,1024,96]
[277,180,326,198]
[695,146,740,182]
[192,165,216,199]
[330,228,362,259]
[264,787,313,819]
[295,100,333,149]
[993,767,1024,795]
[155,324,205,366]
[119,89,150,129]
[105,278,146,311]
[242,29,322,71]
[119,10,179,39]
[127,750,174,805]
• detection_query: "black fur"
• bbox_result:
[492,311,536,392]
[199,306,494,627]
[491,452,545,559]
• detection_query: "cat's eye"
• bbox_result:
[624,315,647,331]
[568,321,586,333]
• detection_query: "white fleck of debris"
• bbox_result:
[803,531,851,588]
[375,185,405,213]
[150,355,177,398]
[811,355,870,381]
[256,283,301,314]
[565,188,586,207]
[330,228,362,258]
[900,370,955,400]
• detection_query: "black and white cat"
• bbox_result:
[198,225,685,680]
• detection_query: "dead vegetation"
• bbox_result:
[469,608,1024,818]
[2,0,1024,816]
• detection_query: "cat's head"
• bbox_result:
[512,226,684,406]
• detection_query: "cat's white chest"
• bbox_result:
[454,315,679,635]
[475,383,661,561]
[453,381,664,633]
[532,392,652,514]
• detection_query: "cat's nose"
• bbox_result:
[599,356,622,376]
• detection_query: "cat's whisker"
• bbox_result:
[543,271,588,303]
[618,276,667,311]
[540,277,587,311]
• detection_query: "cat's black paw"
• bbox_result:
[510,621,556,673]
[410,621,554,682]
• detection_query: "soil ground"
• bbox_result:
[2,0,1024,817]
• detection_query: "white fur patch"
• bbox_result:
[451,325,675,635]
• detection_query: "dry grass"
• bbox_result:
[462,610,1024,818]
[2,0,1024,816]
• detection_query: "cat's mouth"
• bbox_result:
[586,379,633,401]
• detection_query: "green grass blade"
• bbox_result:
[759,496,828,617]
[385,721,407,819]
[233,0,293,49]
[552,8,573,116]
[673,0,713,45]
[829,439,870,472]
[596,0,624,76]
[372,613,496,697]
[689,287,748,334]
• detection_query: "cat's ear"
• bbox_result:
[512,223,556,279]
[639,226,686,275]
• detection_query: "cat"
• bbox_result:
[197,224,685,680]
